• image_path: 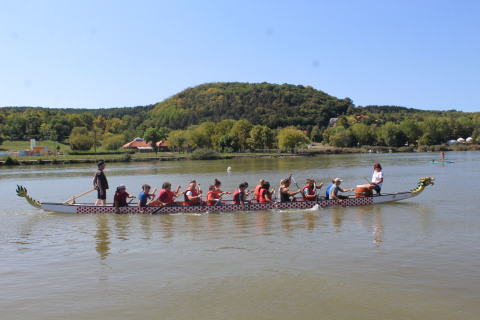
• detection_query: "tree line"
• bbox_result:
[1,82,479,151]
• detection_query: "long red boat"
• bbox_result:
[16,177,434,214]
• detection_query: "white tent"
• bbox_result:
[457,138,465,143]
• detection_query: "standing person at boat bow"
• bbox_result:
[113,184,135,213]
[302,179,323,201]
[258,181,275,204]
[184,180,203,206]
[93,161,109,206]
[369,163,383,195]
[280,174,301,202]
[330,178,354,205]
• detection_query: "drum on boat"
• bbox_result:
[355,184,373,198]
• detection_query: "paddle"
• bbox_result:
[64,188,95,204]
[291,175,300,189]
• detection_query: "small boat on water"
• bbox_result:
[16,177,434,214]
[430,161,454,164]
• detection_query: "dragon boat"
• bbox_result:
[16,177,434,214]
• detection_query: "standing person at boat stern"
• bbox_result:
[93,161,109,206]
[370,163,383,195]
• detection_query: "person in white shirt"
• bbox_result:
[370,163,384,195]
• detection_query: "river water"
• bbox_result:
[1,152,479,320]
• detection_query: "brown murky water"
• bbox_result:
[1,152,479,319]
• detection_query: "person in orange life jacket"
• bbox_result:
[330,178,354,205]
[137,184,157,213]
[206,185,219,205]
[254,179,265,202]
[259,181,275,204]
[156,182,181,207]
[214,179,231,196]
[302,179,323,201]
[233,182,252,209]
[113,184,135,213]
[280,174,301,202]
[184,180,202,206]
[207,179,234,205]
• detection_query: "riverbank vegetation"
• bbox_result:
[1,82,479,159]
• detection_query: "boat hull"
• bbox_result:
[39,192,415,214]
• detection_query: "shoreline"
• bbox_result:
[1,145,478,166]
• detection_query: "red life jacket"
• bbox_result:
[302,185,315,201]
[254,185,262,201]
[258,188,271,203]
[158,189,174,206]
[184,187,199,206]
[233,189,243,204]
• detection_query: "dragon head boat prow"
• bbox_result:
[16,185,41,208]
[410,177,435,195]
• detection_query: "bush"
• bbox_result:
[3,155,20,165]
[119,153,132,162]
[189,148,221,160]
[68,150,135,155]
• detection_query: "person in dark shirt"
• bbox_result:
[94,161,109,206]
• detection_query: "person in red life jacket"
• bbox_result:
[113,184,135,213]
[206,185,219,205]
[258,181,276,204]
[280,175,301,202]
[154,182,182,207]
[184,180,202,206]
[254,179,265,202]
[233,182,251,209]
[302,179,324,201]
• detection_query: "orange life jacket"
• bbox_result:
[184,187,199,206]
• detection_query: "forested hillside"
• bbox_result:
[149,82,354,129]
[1,82,479,152]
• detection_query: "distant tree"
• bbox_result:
[329,126,354,148]
[230,119,253,151]
[248,125,274,150]
[310,125,323,142]
[378,122,407,147]
[399,119,422,145]
[144,127,167,153]
[69,127,94,150]
[350,123,373,146]
[277,127,310,153]
[102,133,125,150]
[168,130,187,152]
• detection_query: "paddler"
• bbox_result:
[233,182,251,208]
[279,174,301,202]
[137,184,156,213]
[258,181,275,204]
[254,179,265,202]
[184,180,203,206]
[113,184,135,213]
[155,182,181,206]
[330,178,354,205]
[302,179,323,201]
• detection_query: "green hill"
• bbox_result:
[149,82,355,129]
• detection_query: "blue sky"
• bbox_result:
[1,0,479,112]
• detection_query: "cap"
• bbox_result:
[333,178,342,183]
[97,160,105,166]
[118,184,126,190]
[374,163,382,169]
